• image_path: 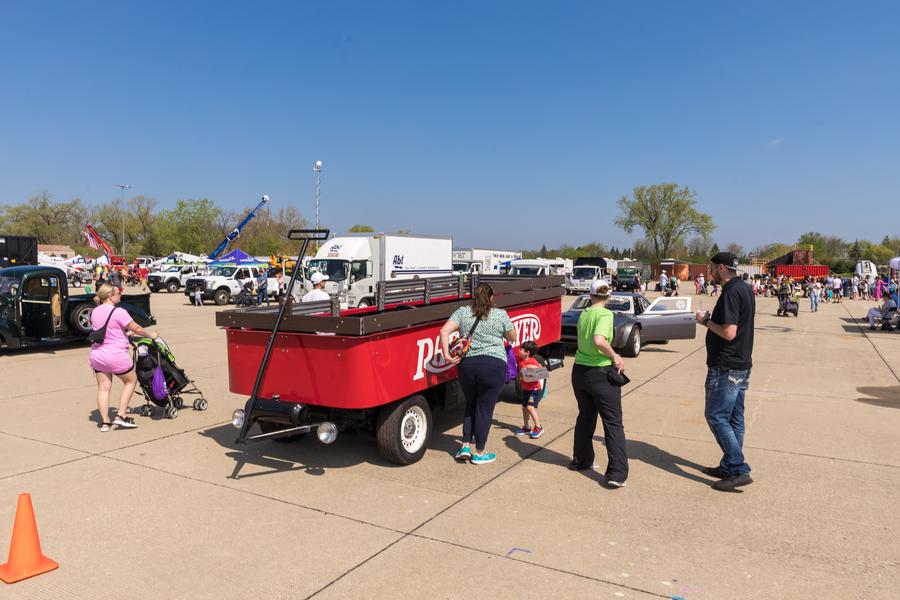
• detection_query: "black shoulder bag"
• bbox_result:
[87,306,118,344]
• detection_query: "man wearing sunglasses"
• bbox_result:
[695,252,755,492]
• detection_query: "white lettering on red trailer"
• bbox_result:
[414,332,460,381]
[511,314,541,345]
[413,314,543,381]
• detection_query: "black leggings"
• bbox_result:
[457,355,507,451]
[571,364,628,481]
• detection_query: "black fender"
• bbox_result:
[118,302,156,327]
[0,319,22,349]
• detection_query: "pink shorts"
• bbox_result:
[89,351,134,376]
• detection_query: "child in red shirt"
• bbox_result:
[515,341,545,439]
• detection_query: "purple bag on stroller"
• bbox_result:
[151,365,168,400]
[505,345,518,383]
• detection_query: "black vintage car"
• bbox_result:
[0,266,155,350]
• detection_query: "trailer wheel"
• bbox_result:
[259,421,306,443]
[71,304,94,334]
[377,395,432,465]
[622,326,641,358]
[214,288,231,305]
[166,280,179,293]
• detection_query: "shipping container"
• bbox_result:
[774,265,829,279]
[737,264,764,277]
[0,235,38,268]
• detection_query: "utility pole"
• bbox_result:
[314,160,322,252]
[116,184,131,257]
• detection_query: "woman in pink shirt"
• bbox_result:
[89,283,159,431]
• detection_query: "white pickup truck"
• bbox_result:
[184,265,278,305]
[147,264,205,293]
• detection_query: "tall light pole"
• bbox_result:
[314,160,323,251]
[116,184,131,257]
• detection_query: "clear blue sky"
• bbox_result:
[2,1,898,252]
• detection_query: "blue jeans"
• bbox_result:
[704,367,751,476]
[257,288,269,306]
[810,293,819,311]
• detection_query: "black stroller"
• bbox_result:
[233,281,256,306]
[132,336,208,419]
[777,294,799,317]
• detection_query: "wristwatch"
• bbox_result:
[701,314,711,326]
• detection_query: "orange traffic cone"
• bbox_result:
[0,494,58,584]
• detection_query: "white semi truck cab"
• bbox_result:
[307,233,453,308]
[507,258,570,278]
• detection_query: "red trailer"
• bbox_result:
[217,230,565,465]
[774,265,829,279]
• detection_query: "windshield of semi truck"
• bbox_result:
[307,259,348,282]
[452,263,470,272]
[618,268,639,277]
[210,266,237,277]
[511,267,541,276]
[572,267,597,279]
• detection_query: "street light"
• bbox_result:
[314,160,322,251]
[116,184,131,257]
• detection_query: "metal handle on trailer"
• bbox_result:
[235,228,330,444]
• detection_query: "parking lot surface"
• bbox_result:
[1,291,898,599]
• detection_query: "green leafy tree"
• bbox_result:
[0,192,88,245]
[615,184,715,261]
[349,224,374,232]
[160,198,222,255]
[868,244,894,265]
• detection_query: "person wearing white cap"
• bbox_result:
[569,279,628,487]
[302,272,331,302]
[659,270,668,293]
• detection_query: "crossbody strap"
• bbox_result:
[97,306,117,330]
[464,315,483,342]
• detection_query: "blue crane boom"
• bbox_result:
[207,195,269,260]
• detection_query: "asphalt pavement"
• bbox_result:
[0,289,898,599]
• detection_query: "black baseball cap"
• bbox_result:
[710,252,739,271]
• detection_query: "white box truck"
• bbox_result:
[307,233,453,308]
[452,248,522,274]
[507,258,570,277]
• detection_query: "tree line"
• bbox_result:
[520,183,900,272]
[0,192,309,259]
[4,187,897,271]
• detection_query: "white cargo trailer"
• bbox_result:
[452,248,522,274]
[308,233,453,308]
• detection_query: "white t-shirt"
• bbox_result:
[302,289,331,303]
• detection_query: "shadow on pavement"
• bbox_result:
[855,386,900,409]
[502,431,714,486]
[199,399,467,479]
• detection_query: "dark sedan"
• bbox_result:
[561,292,696,357]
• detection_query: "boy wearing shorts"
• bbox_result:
[514,341,545,439]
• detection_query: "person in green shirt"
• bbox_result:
[570,280,629,487]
